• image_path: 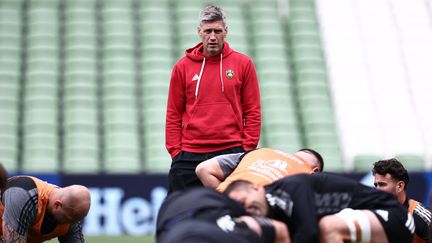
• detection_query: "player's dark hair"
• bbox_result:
[223,179,253,195]
[298,148,324,172]
[372,158,409,190]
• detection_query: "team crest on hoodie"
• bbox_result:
[225,69,234,79]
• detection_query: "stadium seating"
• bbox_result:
[62,0,100,173]
[1,0,431,173]
[391,0,432,170]
[287,0,344,171]
[249,0,303,152]
[316,0,430,171]
[21,0,61,172]
[138,0,173,172]
[0,0,23,171]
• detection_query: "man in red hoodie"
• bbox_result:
[165,5,261,193]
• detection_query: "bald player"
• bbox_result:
[196,147,324,191]
[0,172,91,243]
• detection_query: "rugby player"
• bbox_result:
[225,173,414,243]
[373,158,431,243]
[196,147,323,191]
[0,170,91,243]
[156,187,290,243]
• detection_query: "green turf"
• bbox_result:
[46,235,155,243]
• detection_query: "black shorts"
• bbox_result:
[168,146,244,193]
[372,206,414,243]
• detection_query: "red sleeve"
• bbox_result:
[241,59,261,151]
[165,64,184,158]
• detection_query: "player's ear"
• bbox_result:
[251,183,261,192]
[54,200,62,208]
[397,181,405,192]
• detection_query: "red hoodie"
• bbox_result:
[165,42,261,158]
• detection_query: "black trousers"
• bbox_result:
[168,146,244,193]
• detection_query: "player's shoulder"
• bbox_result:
[7,176,37,191]
[410,199,432,225]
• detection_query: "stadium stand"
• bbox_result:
[139,0,173,172]
[250,0,303,152]
[21,0,61,172]
[288,0,344,171]
[0,0,431,173]
[63,0,100,173]
[390,0,432,170]
[316,0,430,171]
[0,0,23,171]
[101,0,142,173]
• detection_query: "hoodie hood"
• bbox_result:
[185,41,233,61]
[185,42,233,98]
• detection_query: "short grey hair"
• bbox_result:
[199,5,226,26]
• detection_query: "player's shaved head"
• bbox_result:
[63,185,91,221]
[51,185,91,224]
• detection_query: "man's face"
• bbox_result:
[198,20,227,57]
[52,204,78,225]
[373,173,399,196]
[227,185,268,217]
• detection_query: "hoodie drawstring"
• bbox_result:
[194,54,225,98]
[220,53,224,93]
[195,58,206,98]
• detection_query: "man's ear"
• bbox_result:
[54,200,62,208]
[197,26,201,36]
[251,183,261,192]
[397,181,405,193]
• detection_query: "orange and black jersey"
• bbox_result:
[217,148,313,191]
[405,199,431,243]
[264,173,412,243]
[0,176,84,243]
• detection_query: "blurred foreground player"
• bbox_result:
[156,187,290,243]
[225,173,415,243]
[373,158,431,243]
[196,147,323,191]
[0,163,7,193]
[0,165,91,243]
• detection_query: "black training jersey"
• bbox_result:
[264,172,403,243]
[156,188,268,243]
[156,187,247,235]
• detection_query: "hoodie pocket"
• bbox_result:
[185,102,241,141]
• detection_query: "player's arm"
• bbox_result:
[268,177,319,243]
[196,153,244,188]
[196,158,225,188]
[58,221,85,243]
[238,216,291,243]
[2,222,27,243]
[2,179,38,243]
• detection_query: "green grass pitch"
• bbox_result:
[46,235,155,243]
